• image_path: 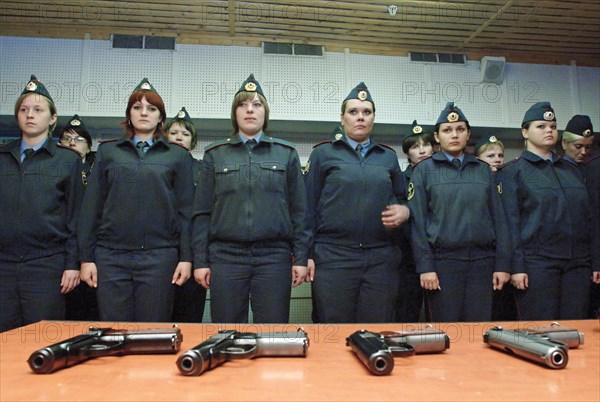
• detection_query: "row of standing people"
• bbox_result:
[1,75,598,332]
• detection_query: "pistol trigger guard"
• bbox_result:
[221,344,258,359]
[389,343,415,358]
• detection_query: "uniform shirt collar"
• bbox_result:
[441,151,464,163]
[132,135,155,147]
[238,132,263,144]
[345,136,371,151]
[20,136,48,156]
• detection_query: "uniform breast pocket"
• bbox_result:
[258,162,287,192]
[214,164,241,195]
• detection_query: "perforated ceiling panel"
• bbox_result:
[171,45,262,120]
[348,53,428,125]
[505,63,574,130]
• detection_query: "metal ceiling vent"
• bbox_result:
[112,34,175,50]
[410,52,466,64]
[263,42,324,56]
[480,56,506,84]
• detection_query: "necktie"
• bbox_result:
[136,141,149,154]
[355,144,363,159]
[23,148,34,162]
[246,138,257,151]
[452,158,461,169]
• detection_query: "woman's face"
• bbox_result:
[562,136,593,164]
[478,144,504,171]
[341,99,375,143]
[434,121,470,157]
[60,129,90,156]
[406,137,433,165]
[167,122,192,150]
[235,93,265,137]
[522,120,558,155]
[17,94,56,139]
[130,96,161,135]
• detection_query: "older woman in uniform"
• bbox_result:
[192,74,309,323]
[408,102,510,322]
[1,76,83,331]
[304,83,409,323]
[78,78,194,322]
[496,102,595,320]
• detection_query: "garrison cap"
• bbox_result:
[474,134,502,154]
[172,107,192,124]
[522,102,555,126]
[236,74,265,99]
[21,75,54,103]
[435,102,468,126]
[344,82,374,107]
[562,115,593,142]
[133,77,158,93]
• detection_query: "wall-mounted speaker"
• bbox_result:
[480,56,506,84]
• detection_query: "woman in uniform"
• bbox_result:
[408,102,510,322]
[191,74,309,323]
[395,121,434,322]
[496,102,594,320]
[165,107,207,323]
[0,75,83,332]
[475,135,505,171]
[78,78,195,322]
[59,115,100,321]
[304,82,409,323]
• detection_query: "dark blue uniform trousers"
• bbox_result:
[312,243,401,323]
[96,247,178,322]
[208,241,293,323]
[515,256,591,320]
[172,280,207,323]
[426,257,494,322]
[0,253,66,332]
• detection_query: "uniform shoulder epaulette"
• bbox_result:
[413,155,432,166]
[377,142,397,153]
[56,143,84,156]
[312,140,333,148]
[168,141,191,151]
[270,137,296,149]
[98,138,119,145]
[204,139,229,152]
[496,156,520,169]
[582,154,600,165]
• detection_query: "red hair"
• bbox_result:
[121,90,167,138]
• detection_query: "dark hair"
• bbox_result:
[165,119,198,150]
[121,90,167,138]
[231,92,269,134]
[341,99,376,114]
[14,93,58,134]
[402,133,435,154]
[61,126,93,150]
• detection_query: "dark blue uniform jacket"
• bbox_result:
[304,137,406,256]
[77,136,195,262]
[408,152,510,274]
[191,135,310,268]
[496,151,592,274]
[0,138,84,269]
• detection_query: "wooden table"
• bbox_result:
[1,320,598,401]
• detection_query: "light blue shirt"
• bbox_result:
[441,151,464,164]
[20,137,47,162]
[345,136,371,158]
[133,135,155,148]
[238,132,263,144]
